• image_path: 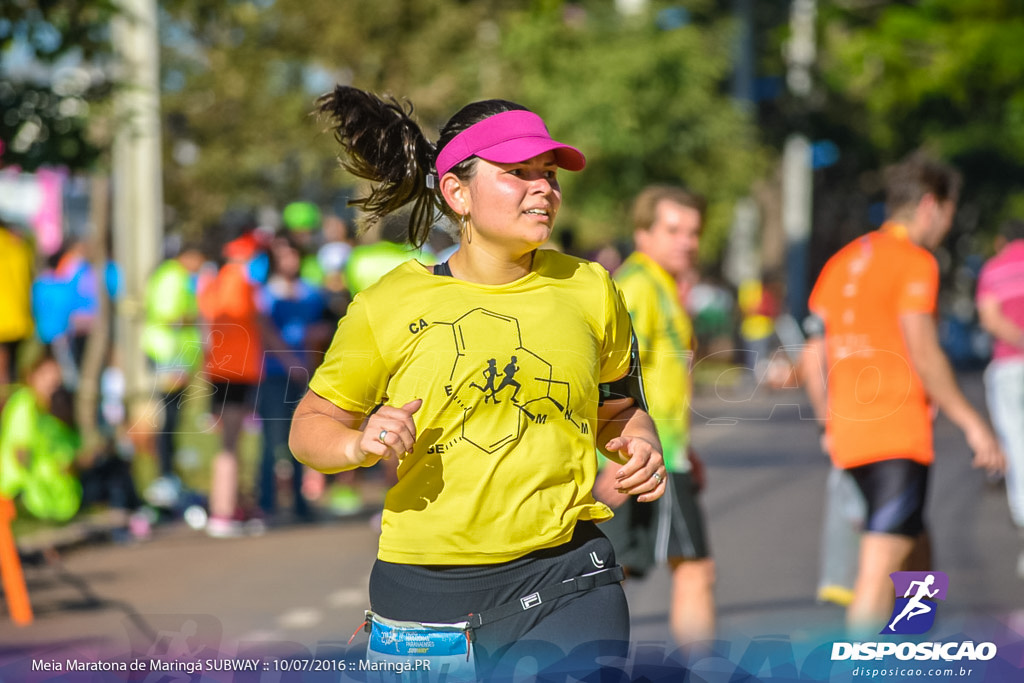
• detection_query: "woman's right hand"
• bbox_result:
[353,399,423,467]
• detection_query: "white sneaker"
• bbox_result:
[183,504,208,530]
[206,517,244,538]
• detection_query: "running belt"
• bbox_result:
[465,565,624,630]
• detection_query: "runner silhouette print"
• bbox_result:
[882,571,949,635]
[470,359,502,403]
[497,356,522,403]
[470,356,522,404]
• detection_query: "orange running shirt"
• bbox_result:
[808,222,938,468]
[198,262,264,383]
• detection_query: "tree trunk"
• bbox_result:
[75,174,112,456]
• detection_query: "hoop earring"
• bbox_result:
[461,213,472,244]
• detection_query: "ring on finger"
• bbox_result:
[378,429,388,444]
[651,471,663,483]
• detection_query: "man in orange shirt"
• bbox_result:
[802,151,1004,635]
[199,230,302,537]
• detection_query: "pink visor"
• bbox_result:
[435,110,586,178]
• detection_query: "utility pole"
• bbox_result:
[732,0,756,106]
[111,0,163,416]
[723,0,760,293]
[782,0,816,323]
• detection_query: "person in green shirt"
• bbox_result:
[0,349,81,522]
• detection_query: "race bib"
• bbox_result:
[365,612,476,682]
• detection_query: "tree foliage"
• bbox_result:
[8,0,1024,252]
[159,0,499,237]
[0,0,118,171]
[501,1,765,253]
[818,0,1024,231]
[0,0,119,62]
[0,79,107,171]
[159,0,764,255]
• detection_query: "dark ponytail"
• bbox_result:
[317,86,530,247]
[317,86,437,247]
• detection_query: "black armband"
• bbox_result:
[598,331,649,411]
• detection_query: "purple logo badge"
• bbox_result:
[881,571,949,635]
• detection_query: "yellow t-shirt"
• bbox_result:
[309,250,634,564]
[0,228,34,342]
[614,252,693,472]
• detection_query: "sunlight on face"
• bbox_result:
[462,152,563,256]
[635,199,702,278]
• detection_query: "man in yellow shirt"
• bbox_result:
[595,185,715,648]
[0,222,34,387]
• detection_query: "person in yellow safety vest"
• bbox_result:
[140,244,205,507]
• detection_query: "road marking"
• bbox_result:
[278,608,323,629]
[236,629,283,642]
[327,588,365,608]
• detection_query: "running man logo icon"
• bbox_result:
[881,571,949,635]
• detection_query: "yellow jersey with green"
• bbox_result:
[309,250,635,565]
[613,251,693,473]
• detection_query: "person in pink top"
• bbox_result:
[976,218,1024,577]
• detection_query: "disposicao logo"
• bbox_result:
[881,571,948,635]
[831,570,998,663]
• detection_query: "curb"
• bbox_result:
[15,509,130,561]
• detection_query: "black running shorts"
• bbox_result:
[846,458,930,538]
[368,521,629,679]
[599,471,711,577]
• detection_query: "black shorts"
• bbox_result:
[209,381,255,411]
[0,338,26,381]
[368,521,629,679]
[599,471,711,577]
[846,459,929,538]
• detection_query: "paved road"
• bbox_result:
[2,373,1022,679]
[636,372,1023,640]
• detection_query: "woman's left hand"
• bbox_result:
[603,436,666,503]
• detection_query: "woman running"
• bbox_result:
[288,87,666,679]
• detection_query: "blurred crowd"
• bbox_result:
[0,201,781,539]
[0,202,434,536]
